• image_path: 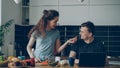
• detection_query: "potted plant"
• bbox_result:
[0,19,14,55]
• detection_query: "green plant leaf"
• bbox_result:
[0,19,14,46]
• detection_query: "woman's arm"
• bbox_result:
[27,36,35,58]
[55,36,78,53]
[55,39,69,53]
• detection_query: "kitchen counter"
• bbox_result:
[27,63,120,68]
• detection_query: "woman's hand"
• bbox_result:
[35,58,41,63]
[67,36,78,44]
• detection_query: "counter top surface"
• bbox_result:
[31,63,120,68]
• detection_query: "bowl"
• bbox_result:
[48,61,59,67]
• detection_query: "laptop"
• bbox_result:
[78,52,106,67]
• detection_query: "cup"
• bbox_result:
[18,56,25,60]
[30,58,35,67]
[68,57,75,67]
[55,56,60,62]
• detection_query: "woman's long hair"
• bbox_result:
[28,10,59,38]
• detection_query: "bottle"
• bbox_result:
[30,58,35,67]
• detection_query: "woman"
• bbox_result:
[27,9,74,62]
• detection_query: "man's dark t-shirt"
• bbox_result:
[71,38,105,58]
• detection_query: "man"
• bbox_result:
[68,21,105,67]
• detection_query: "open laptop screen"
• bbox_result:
[78,52,106,67]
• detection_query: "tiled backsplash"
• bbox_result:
[15,25,120,57]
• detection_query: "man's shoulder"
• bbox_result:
[94,38,103,43]
[93,38,104,47]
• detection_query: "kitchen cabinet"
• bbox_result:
[29,0,120,25]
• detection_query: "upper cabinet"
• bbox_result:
[29,0,59,25]
[29,0,120,25]
[59,0,88,5]
[89,0,120,25]
[30,0,58,6]
[90,0,120,5]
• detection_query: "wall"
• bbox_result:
[1,0,21,56]
[15,25,120,57]
[0,0,1,26]
[30,0,120,25]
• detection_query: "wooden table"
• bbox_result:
[28,63,120,68]
[5,57,120,68]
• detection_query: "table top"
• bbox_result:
[30,63,120,68]
[2,63,120,68]
[1,57,120,68]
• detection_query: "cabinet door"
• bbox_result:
[58,0,89,25]
[30,0,89,25]
[59,0,88,5]
[90,0,120,5]
[59,6,89,25]
[89,0,120,25]
[30,0,58,6]
[30,7,58,25]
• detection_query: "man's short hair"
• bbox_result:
[81,21,95,35]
